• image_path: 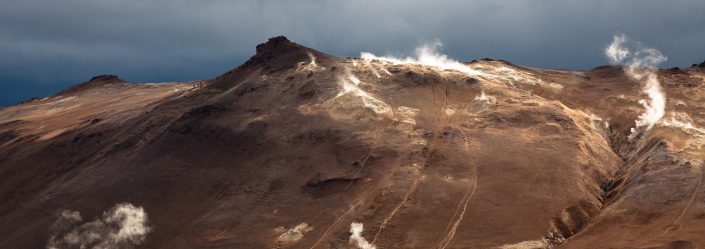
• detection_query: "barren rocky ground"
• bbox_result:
[1,36,704,249]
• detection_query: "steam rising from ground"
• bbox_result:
[46,203,151,249]
[360,40,484,76]
[604,33,667,139]
[307,52,317,67]
[337,68,363,97]
[360,40,561,89]
[332,67,391,115]
[349,222,376,249]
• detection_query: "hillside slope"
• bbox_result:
[1,37,704,249]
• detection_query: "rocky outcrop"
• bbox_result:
[57,74,127,95]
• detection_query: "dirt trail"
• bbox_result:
[372,171,420,244]
[434,131,478,249]
[309,200,361,249]
[311,110,397,248]
[373,83,451,247]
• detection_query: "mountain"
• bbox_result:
[1,36,705,249]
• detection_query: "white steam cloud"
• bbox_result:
[349,222,376,249]
[604,33,667,139]
[360,39,485,76]
[337,68,364,97]
[46,203,151,249]
[307,52,317,67]
[605,34,630,64]
[359,40,558,89]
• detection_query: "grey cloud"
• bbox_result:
[1,0,704,106]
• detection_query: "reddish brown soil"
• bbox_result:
[1,36,704,249]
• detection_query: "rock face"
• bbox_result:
[1,37,705,249]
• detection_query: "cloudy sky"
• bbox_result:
[1,0,704,106]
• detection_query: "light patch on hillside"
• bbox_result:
[296,52,324,71]
[397,106,420,125]
[658,112,705,150]
[468,91,496,113]
[274,223,313,246]
[494,239,548,249]
[333,68,391,115]
[472,64,563,90]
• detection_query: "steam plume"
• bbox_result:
[605,34,630,64]
[337,68,363,97]
[360,40,484,76]
[363,60,381,78]
[349,222,376,249]
[46,203,151,249]
[604,33,667,139]
[333,67,391,114]
[307,52,317,67]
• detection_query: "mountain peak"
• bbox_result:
[210,36,331,88]
[58,74,127,95]
[238,36,310,69]
[255,36,294,54]
[88,74,124,83]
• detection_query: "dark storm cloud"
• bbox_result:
[1,0,704,106]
